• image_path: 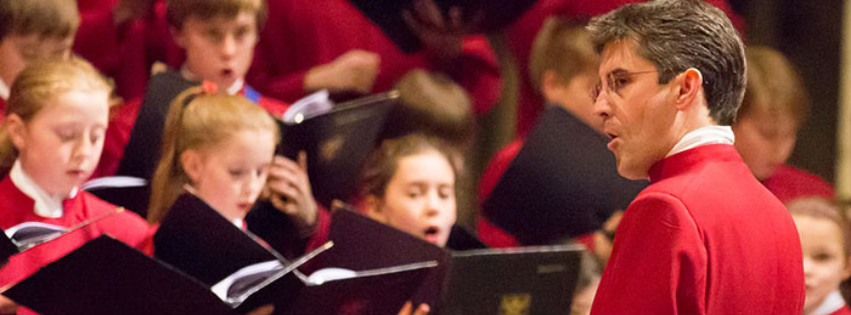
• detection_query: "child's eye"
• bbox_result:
[206,30,224,43]
[812,252,836,262]
[228,169,246,177]
[55,129,76,142]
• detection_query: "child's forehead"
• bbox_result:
[183,11,258,28]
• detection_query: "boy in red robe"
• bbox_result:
[587,1,804,314]
[0,0,80,124]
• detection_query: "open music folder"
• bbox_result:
[153,193,437,314]
[0,207,125,265]
[276,91,398,207]
[325,205,587,314]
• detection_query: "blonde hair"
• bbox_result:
[739,46,810,126]
[147,88,280,223]
[787,197,851,258]
[0,58,111,174]
[0,0,79,40]
[167,0,267,31]
[529,17,597,92]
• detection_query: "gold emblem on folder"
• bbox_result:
[499,293,532,315]
[320,136,344,162]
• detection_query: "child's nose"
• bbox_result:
[72,136,95,160]
[220,35,237,58]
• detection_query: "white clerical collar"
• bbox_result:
[812,290,847,315]
[180,67,244,95]
[9,160,78,218]
[0,77,9,100]
[182,184,244,229]
[666,125,735,157]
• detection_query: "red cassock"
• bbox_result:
[763,164,835,203]
[0,97,6,124]
[833,306,851,315]
[0,176,154,314]
[591,145,804,315]
[247,0,502,116]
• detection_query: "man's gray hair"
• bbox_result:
[588,0,746,125]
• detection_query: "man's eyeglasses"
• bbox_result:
[591,69,658,100]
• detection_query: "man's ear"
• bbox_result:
[5,114,28,151]
[673,68,704,110]
[180,149,203,184]
[362,195,387,224]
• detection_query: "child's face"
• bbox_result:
[366,150,457,246]
[182,129,275,222]
[8,89,109,196]
[733,107,798,180]
[174,12,258,91]
[794,214,851,314]
[0,34,73,86]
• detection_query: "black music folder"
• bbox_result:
[97,71,198,217]
[276,91,398,207]
[0,207,124,266]
[482,106,647,245]
[439,245,583,315]
[154,194,438,314]
[349,0,538,53]
[4,236,240,315]
[314,207,450,309]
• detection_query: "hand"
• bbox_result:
[0,293,18,315]
[403,0,481,62]
[593,210,624,265]
[113,0,155,26]
[304,50,380,94]
[398,301,430,315]
[265,152,318,231]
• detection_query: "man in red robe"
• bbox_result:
[587,1,804,314]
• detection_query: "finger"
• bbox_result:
[270,194,297,215]
[416,0,444,29]
[448,6,463,31]
[397,302,413,315]
[403,9,428,35]
[414,303,431,315]
[298,151,308,170]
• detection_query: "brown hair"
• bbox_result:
[587,0,746,125]
[738,46,810,126]
[0,0,79,40]
[529,17,597,92]
[167,0,267,31]
[359,134,461,200]
[147,88,280,223]
[0,58,112,173]
[787,197,851,259]
[392,70,475,146]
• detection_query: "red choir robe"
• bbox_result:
[476,139,524,248]
[247,0,502,116]
[590,144,804,315]
[762,164,835,203]
[0,176,154,314]
[0,97,6,124]
[75,0,153,101]
[833,307,851,315]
